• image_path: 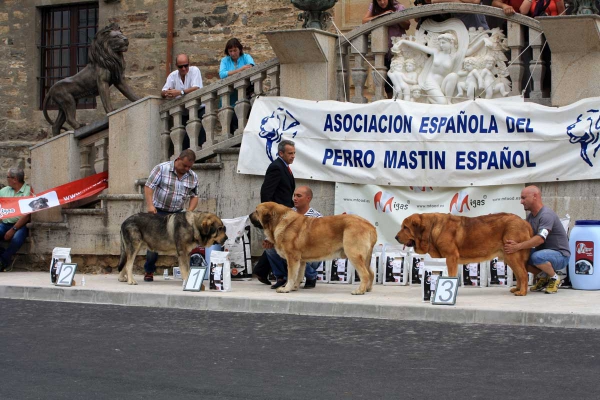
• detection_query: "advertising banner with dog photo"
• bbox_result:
[238,96,600,187]
[334,183,525,245]
[0,171,108,220]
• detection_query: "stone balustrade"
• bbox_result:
[337,4,550,104]
[159,58,281,162]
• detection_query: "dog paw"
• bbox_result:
[276,287,291,293]
[118,276,128,282]
[128,280,138,285]
[509,287,518,293]
[513,291,527,296]
[351,289,366,295]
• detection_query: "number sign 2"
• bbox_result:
[55,263,78,287]
[432,277,459,305]
[183,266,208,292]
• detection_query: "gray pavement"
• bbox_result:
[1,271,600,329]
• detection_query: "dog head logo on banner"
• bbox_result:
[449,190,470,214]
[566,109,600,167]
[374,191,394,213]
[259,107,300,162]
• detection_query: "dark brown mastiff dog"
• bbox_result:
[395,213,533,296]
[249,202,377,295]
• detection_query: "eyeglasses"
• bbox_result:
[177,64,189,69]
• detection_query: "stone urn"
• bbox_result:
[291,0,337,30]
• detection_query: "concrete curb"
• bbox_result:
[1,284,599,329]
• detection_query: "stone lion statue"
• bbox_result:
[42,23,140,136]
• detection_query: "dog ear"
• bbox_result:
[414,215,431,253]
[200,216,217,237]
[262,211,271,230]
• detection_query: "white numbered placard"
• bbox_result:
[183,266,208,292]
[55,263,78,287]
[432,277,459,305]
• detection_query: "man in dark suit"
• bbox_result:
[254,140,296,287]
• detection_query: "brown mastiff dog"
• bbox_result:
[249,202,377,295]
[395,213,533,296]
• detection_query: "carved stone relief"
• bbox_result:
[389,18,511,104]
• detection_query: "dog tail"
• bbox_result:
[42,92,54,126]
[116,230,127,272]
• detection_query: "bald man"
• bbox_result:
[264,185,323,289]
[161,54,203,99]
[504,185,570,294]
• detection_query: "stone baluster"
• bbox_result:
[160,111,171,162]
[350,35,368,104]
[266,65,280,96]
[218,86,234,138]
[336,43,350,102]
[94,137,109,173]
[371,26,389,101]
[234,78,251,135]
[201,92,217,147]
[250,71,266,106]
[507,21,525,97]
[185,98,203,150]
[169,104,186,158]
[528,28,547,101]
[79,146,92,178]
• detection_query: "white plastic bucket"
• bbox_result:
[569,220,600,290]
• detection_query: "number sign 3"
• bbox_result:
[183,266,208,292]
[432,277,459,305]
[55,263,78,287]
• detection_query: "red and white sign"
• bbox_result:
[0,171,108,220]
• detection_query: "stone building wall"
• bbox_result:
[0,0,319,182]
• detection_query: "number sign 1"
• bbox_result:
[183,266,208,292]
[432,277,459,305]
[55,263,78,287]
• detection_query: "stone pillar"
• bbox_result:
[108,96,163,194]
[538,15,600,106]
[263,29,338,101]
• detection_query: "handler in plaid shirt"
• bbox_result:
[143,149,199,281]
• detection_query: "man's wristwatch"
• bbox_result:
[180,90,185,96]
[12,226,18,231]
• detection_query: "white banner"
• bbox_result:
[238,96,600,187]
[334,183,525,245]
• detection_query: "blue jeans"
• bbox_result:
[265,247,319,280]
[529,249,570,272]
[144,210,178,274]
[0,223,28,267]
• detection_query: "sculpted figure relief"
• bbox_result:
[389,19,511,104]
[43,23,140,136]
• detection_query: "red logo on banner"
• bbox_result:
[449,191,470,214]
[374,191,394,213]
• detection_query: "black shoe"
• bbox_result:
[489,279,501,285]
[144,273,154,282]
[271,278,286,289]
[255,275,272,285]
[303,279,317,289]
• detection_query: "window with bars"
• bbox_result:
[39,3,99,109]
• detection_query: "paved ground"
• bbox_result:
[1,298,599,400]
[1,272,600,329]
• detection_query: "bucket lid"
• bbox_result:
[575,220,600,226]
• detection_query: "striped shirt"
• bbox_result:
[145,161,198,212]
[293,207,322,218]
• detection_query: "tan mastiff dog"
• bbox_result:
[249,202,377,295]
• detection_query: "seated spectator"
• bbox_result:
[0,168,32,271]
[265,185,323,290]
[420,0,489,30]
[362,0,411,98]
[529,0,565,16]
[492,0,533,15]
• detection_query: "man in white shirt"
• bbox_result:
[161,54,203,99]
[161,53,206,145]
